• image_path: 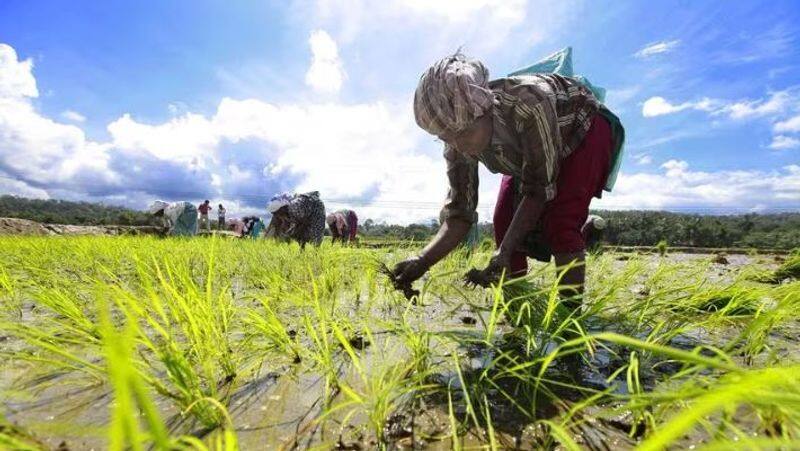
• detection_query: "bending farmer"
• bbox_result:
[149,200,198,237]
[392,53,623,308]
[266,192,326,248]
[326,209,358,244]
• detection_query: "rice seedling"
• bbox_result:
[0,235,797,449]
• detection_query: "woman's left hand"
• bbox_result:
[464,252,511,287]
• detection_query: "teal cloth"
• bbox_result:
[171,204,198,236]
[462,223,480,249]
[249,220,264,239]
[507,47,624,191]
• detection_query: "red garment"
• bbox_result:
[493,114,613,274]
[347,210,358,240]
[198,203,211,214]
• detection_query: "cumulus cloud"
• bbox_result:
[304,29,346,94]
[0,44,37,98]
[2,39,796,223]
[0,44,114,193]
[769,135,800,150]
[596,161,800,211]
[0,43,469,222]
[634,40,680,59]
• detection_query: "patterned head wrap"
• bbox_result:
[148,200,169,214]
[413,53,495,137]
[267,193,293,213]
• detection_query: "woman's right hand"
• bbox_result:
[392,256,429,285]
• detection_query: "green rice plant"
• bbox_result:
[773,252,800,281]
[99,293,238,450]
[675,284,767,316]
[1,235,798,450]
[326,323,425,448]
[0,412,47,451]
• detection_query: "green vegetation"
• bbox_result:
[0,195,156,226]
[1,236,799,449]
[362,211,800,249]
[4,195,800,249]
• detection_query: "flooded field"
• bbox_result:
[0,236,798,450]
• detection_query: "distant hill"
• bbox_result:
[0,195,155,226]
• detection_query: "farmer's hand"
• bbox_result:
[392,256,429,285]
[464,252,510,288]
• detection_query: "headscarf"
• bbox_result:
[413,53,495,137]
[148,200,169,214]
[267,193,293,213]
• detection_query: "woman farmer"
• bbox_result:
[326,209,359,244]
[265,191,326,248]
[148,200,198,237]
[392,54,623,307]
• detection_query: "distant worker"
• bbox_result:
[326,209,358,244]
[242,215,264,239]
[198,200,212,232]
[226,217,246,236]
[266,191,326,248]
[217,203,227,229]
[582,215,606,253]
[148,200,198,237]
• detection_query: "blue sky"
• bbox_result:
[1,0,799,222]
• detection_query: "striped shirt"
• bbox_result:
[441,74,601,224]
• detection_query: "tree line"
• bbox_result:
[0,195,156,226]
[1,195,798,249]
[360,211,800,249]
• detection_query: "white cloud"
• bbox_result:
[634,154,652,165]
[642,96,715,117]
[597,161,800,211]
[0,174,49,199]
[61,110,86,122]
[0,44,38,98]
[769,135,800,150]
[642,90,800,152]
[0,44,113,188]
[634,40,680,58]
[720,90,792,120]
[108,112,218,166]
[3,37,797,223]
[304,29,346,94]
[774,114,800,133]
[643,90,795,120]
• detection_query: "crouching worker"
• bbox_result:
[392,53,623,309]
[242,216,265,239]
[326,209,358,244]
[149,200,198,237]
[266,192,326,248]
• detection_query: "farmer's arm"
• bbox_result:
[394,145,478,282]
[419,217,472,265]
[420,145,479,264]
